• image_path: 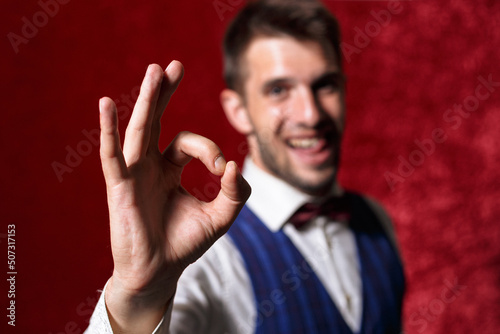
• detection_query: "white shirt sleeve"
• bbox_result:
[84,280,171,334]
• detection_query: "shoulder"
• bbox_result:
[349,192,402,256]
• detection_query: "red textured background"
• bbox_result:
[1,0,499,333]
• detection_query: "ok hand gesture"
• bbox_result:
[98,62,251,333]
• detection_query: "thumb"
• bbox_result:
[207,161,251,233]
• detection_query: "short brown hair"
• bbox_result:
[223,0,342,94]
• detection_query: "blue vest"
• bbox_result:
[227,193,404,334]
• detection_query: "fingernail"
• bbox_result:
[215,155,226,172]
[233,162,243,182]
[166,60,184,81]
[166,61,174,72]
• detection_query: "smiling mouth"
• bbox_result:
[287,137,321,149]
[284,131,338,166]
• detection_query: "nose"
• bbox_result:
[289,87,322,126]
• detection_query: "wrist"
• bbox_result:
[105,275,177,334]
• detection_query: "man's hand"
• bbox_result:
[99,62,251,333]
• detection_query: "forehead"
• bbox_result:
[242,36,339,86]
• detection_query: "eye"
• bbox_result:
[269,86,285,96]
[314,74,345,94]
[264,84,290,101]
[317,80,339,94]
[263,79,293,100]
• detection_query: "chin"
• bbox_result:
[288,169,337,196]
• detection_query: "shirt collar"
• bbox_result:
[242,156,343,232]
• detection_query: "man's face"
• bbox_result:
[242,36,345,196]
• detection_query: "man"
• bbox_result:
[86,0,404,333]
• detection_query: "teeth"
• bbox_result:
[288,137,320,148]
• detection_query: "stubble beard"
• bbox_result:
[254,133,340,196]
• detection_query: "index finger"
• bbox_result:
[149,61,185,150]
[122,64,164,164]
[163,131,227,176]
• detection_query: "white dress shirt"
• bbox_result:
[86,157,397,334]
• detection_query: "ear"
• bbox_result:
[220,89,253,135]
